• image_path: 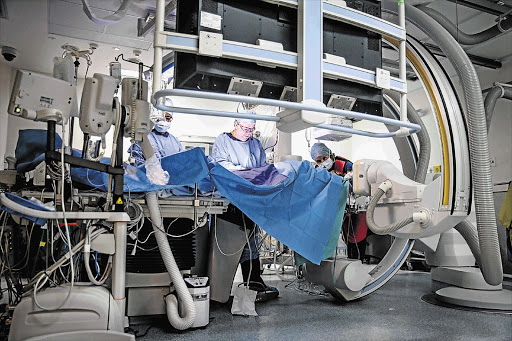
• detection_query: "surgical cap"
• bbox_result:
[236,109,256,124]
[165,98,174,111]
[310,142,331,160]
[151,98,174,122]
[162,98,174,118]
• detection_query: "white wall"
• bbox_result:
[351,121,403,172]
[479,58,512,187]
[291,129,352,162]
[170,96,240,139]
[488,98,512,186]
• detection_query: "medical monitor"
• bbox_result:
[174,0,383,116]
[8,70,76,123]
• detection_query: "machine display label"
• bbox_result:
[40,96,53,108]
[200,11,222,31]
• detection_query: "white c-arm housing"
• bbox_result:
[353,159,467,239]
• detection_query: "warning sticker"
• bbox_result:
[39,241,46,247]
[433,165,441,173]
[116,197,123,204]
[200,11,222,31]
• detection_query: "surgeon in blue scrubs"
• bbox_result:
[128,99,183,167]
[211,116,267,170]
[212,111,279,301]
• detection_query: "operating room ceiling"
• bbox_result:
[0,0,174,78]
[0,0,510,80]
[48,0,154,50]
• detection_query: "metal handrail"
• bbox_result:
[154,89,421,138]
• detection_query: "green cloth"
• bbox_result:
[295,178,349,266]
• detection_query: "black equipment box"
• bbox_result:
[175,0,382,116]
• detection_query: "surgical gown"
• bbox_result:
[128,130,183,167]
[212,132,267,262]
[211,133,267,170]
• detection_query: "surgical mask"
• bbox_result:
[320,157,334,170]
[154,121,171,133]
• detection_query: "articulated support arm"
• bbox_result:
[354,159,466,239]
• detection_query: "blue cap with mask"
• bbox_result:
[310,142,331,160]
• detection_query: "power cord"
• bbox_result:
[33,118,74,310]
[242,213,252,288]
[213,214,254,257]
[125,325,153,338]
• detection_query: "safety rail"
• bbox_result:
[154,89,421,138]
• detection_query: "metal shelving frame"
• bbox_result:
[151,0,413,138]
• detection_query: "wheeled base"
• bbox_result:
[429,267,512,312]
[20,330,135,341]
[433,286,512,311]
[8,284,134,341]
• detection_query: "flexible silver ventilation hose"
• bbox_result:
[454,219,483,268]
[145,191,196,330]
[383,1,502,285]
[408,102,431,183]
[418,6,512,45]
[384,92,431,183]
[458,85,512,268]
[484,85,512,132]
[366,188,415,235]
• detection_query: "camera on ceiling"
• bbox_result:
[2,46,17,62]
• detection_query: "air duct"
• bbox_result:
[145,191,196,330]
[484,83,512,131]
[418,6,511,45]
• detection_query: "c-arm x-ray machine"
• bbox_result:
[1,0,511,340]
[150,0,510,310]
